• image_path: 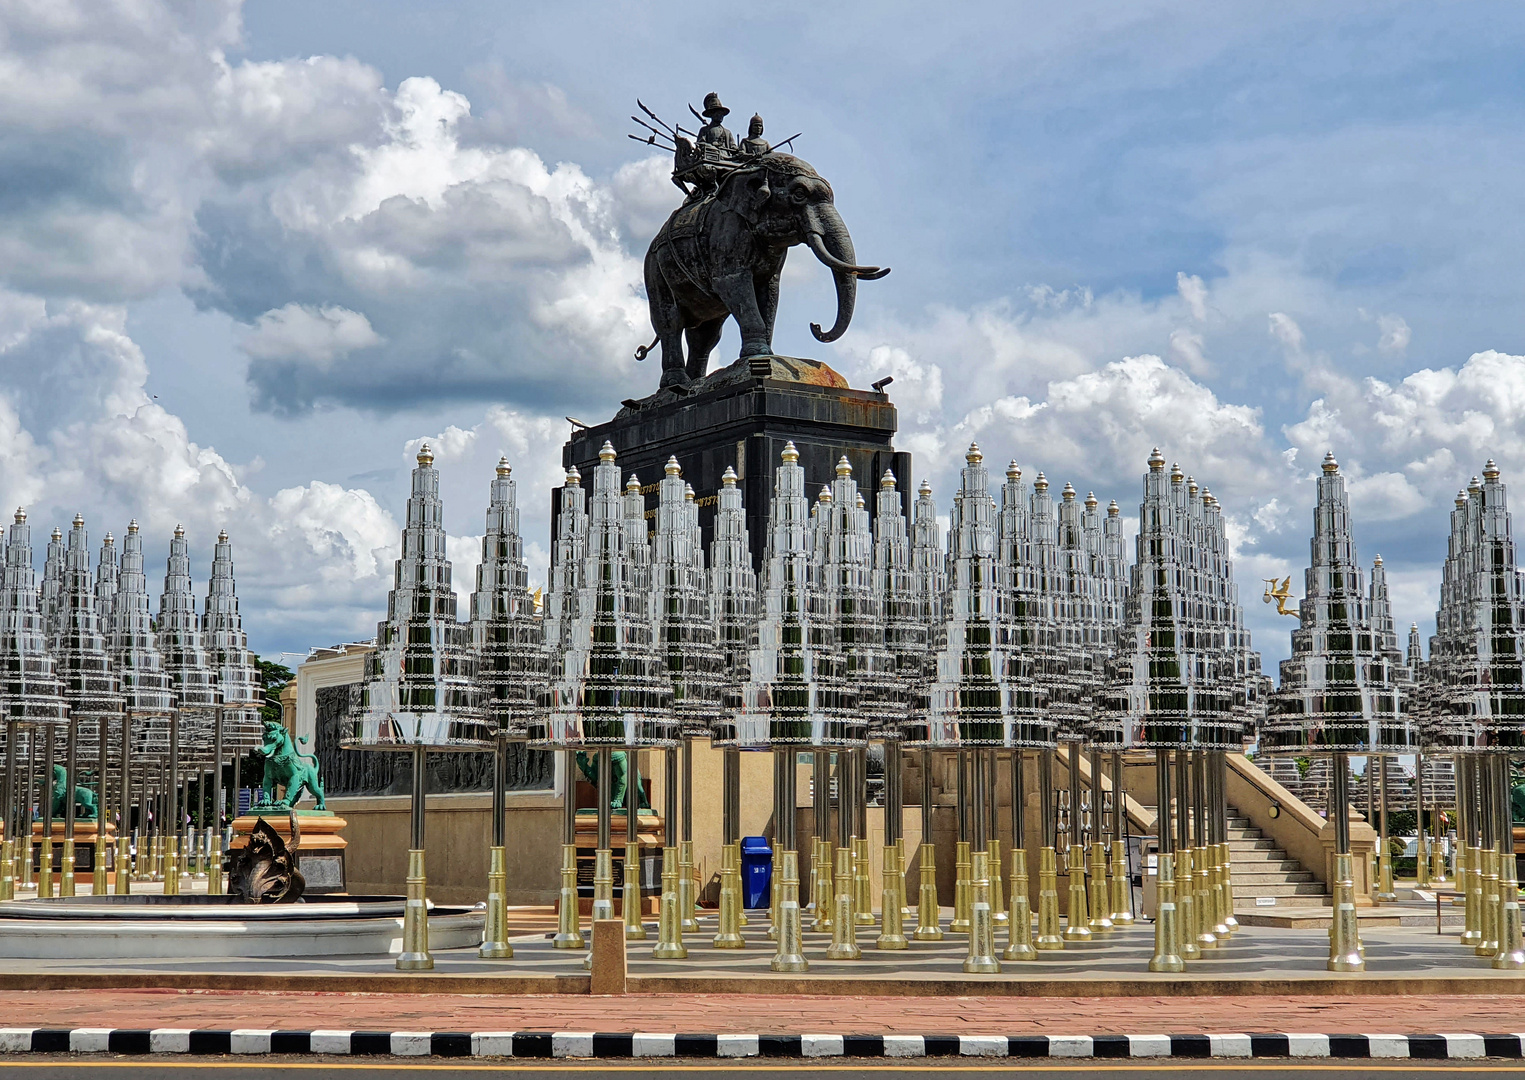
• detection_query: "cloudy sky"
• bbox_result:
[3,0,1524,670]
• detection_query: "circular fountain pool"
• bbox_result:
[0,894,485,958]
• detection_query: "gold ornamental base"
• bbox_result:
[1003,847,1037,961]
[1327,852,1364,972]
[1376,848,1397,903]
[852,837,875,927]
[652,844,687,959]
[36,837,54,898]
[877,843,907,950]
[913,841,943,940]
[553,843,584,949]
[1035,845,1064,950]
[0,837,13,901]
[623,841,647,941]
[826,846,861,959]
[1493,850,1525,969]
[1461,845,1482,947]
[1109,840,1134,926]
[678,840,699,933]
[811,839,831,932]
[1088,842,1113,933]
[592,847,614,923]
[479,845,513,959]
[770,850,808,972]
[989,840,1007,926]
[1478,847,1501,957]
[59,838,76,898]
[1149,852,1185,973]
[1063,844,1091,941]
[713,842,745,949]
[951,841,972,934]
[396,848,433,971]
[114,836,131,895]
[963,849,1000,973]
[1194,846,1217,951]
[1176,848,1198,959]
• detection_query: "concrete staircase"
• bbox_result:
[1226,805,1328,907]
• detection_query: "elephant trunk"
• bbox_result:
[806,204,860,344]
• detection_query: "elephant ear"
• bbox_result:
[739,172,771,223]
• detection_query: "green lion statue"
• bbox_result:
[252,719,326,812]
[51,764,98,820]
[574,750,648,811]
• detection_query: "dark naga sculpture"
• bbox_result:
[226,817,306,903]
[632,95,890,391]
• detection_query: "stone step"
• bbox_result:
[1232,870,1315,885]
[1230,881,1329,897]
[1227,838,1279,852]
[1226,848,1291,863]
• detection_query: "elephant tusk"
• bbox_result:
[804,231,890,280]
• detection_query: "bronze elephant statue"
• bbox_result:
[644,152,888,390]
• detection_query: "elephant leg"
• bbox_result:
[713,271,770,358]
[647,259,690,388]
[684,317,726,380]
[755,272,781,354]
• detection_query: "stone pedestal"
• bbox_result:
[1319,810,1378,906]
[565,812,663,916]
[231,811,348,894]
[561,356,909,569]
[31,821,116,871]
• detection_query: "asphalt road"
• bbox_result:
[0,1060,1518,1078]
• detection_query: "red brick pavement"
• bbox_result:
[0,990,1520,1035]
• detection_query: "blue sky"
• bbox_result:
[3,1,1525,670]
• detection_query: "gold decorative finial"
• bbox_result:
[1485,458,1501,481]
[14,508,25,524]
[126,518,137,533]
[417,442,433,467]
[566,465,581,485]
[599,440,617,462]
[1085,491,1098,509]
[1322,451,1339,474]
[722,465,738,487]
[781,441,799,463]
[685,483,696,501]
[627,473,641,492]
[72,513,83,528]
[1187,476,1198,497]
[1456,489,1468,508]
[1469,474,1483,495]
[836,455,852,477]
[665,455,681,476]
[966,442,982,464]
[1263,576,1297,617]
[51,527,61,540]
[1374,553,1384,567]
[818,485,832,503]
[1203,488,1216,507]
[174,523,184,539]
[1061,481,1076,501]
[1034,471,1048,492]
[1148,447,1165,470]
[218,529,228,543]
[1107,499,1120,516]
[1006,460,1020,481]
[881,469,897,489]
[919,478,932,496]
[496,456,511,478]
[1170,462,1184,483]
[855,492,865,509]
[103,532,112,544]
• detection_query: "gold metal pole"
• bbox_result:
[592,749,614,925]
[1192,751,1214,950]
[1461,757,1482,947]
[963,750,999,972]
[1087,748,1111,933]
[479,736,512,959]
[115,716,132,895]
[878,740,906,949]
[770,749,807,972]
[1110,750,1134,926]
[623,753,646,941]
[1376,756,1396,902]
[653,747,685,958]
[811,752,830,932]
[38,726,55,898]
[1492,754,1524,968]
[60,720,77,897]
[1149,751,1184,972]
[553,751,583,949]
[397,744,433,971]
[952,750,971,933]
[826,843,860,958]
[1173,749,1197,958]
[1415,751,1431,888]
[1327,753,1363,972]
[1063,744,1090,941]
[713,749,744,949]
[1478,755,1500,957]
[1035,747,1063,950]
[986,750,1005,928]
[1003,748,1035,960]
[678,740,698,933]
[913,749,942,940]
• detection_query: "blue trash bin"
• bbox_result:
[740,836,773,909]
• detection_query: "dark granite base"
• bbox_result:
[560,356,910,567]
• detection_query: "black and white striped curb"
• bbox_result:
[3,1029,1525,1059]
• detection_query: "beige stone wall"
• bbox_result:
[331,790,561,905]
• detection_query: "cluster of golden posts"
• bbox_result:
[335,431,1525,978]
[0,517,264,907]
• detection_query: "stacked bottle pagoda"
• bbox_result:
[1421,460,1525,968]
[1263,452,1412,971]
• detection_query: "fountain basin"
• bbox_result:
[0,895,484,959]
